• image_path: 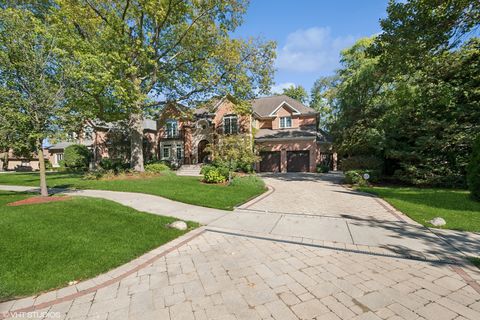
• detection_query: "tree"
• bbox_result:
[281,85,308,104]
[374,0,480,74]
[310,76,338,130]
[206,134,259,182]
[56,0,276,172]
[0,7,81,196]
[325,1,479,187]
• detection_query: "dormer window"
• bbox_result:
[280,116,292,128]
[223,115,238,134]
[166,119,178,138]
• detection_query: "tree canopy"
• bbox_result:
[280,85,308,104]
[314,0,480,187]
[0,7,85,195]
[55,0,276,171]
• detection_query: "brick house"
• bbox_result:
[156,95,335,172]
[3,95,334,173]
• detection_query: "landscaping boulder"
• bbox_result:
[169,221,188,230]
[429,217,446,227]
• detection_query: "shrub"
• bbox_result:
[64,144,91,171]
[99,158,129,173]
[344,169,380,186]
[467,137,480,200]
[144,162,170,174]
[201,163,230,179]
[340,155,383,172]
[316,164,330,173]
[203,168,226,184]
[83,171,103,180]
[200,164,216,175]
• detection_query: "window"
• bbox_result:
[223,115,238,134]
[176,146,183,160]
[162,146,170,159]
[197,119,209,130]
[166,120,178,138]
[280,116,292,128]
[56,153,64,162]
[84,126,94,140]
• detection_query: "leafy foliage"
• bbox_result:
[315,0,480,187]
[467,136,480,200]
[344,170,379,186]
[316,164,330,173]
[98,158,129,173]
[206,135,259,181]
[144,163,170,174]
[281,85,308,104]
[340,156,383,172]
[64,144,91,171]
[0,7,85,195]
[203,168,226,184]
[55,0,276,171]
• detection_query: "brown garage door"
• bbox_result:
[259,151,281,172]
[287,151,310,172]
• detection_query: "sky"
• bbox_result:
[234,0,389,94]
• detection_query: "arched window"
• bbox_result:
[165,119,178,138]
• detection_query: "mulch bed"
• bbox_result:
[7,196,72,207]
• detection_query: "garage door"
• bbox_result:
[287,151,310,172]
[259,151,281,172]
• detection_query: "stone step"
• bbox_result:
[176,164,203,177]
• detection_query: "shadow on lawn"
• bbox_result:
[363,187,480,213]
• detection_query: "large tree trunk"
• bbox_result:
[129,112,144,172]
[37,139,48,197]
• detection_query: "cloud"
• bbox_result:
[276,27,356,73]
[270,82,296,94]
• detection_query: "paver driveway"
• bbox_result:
[2,230,479,320]
[1,173,480,320]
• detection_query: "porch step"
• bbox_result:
[176,164,203,176]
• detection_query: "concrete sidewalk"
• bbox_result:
[0,185,228,225]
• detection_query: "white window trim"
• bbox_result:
[223,115,238,134]
[166,120,178,138]
[280,116,292,129]
[162,146,170,159]
[268,101,301,116]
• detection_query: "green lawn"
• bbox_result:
[358,186,480,232]
[0,191,197,301]
[0,172,266,210]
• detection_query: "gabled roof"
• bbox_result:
[252,95,317,117]
[194,95,234,116]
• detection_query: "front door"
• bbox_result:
[197,140,210,163]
